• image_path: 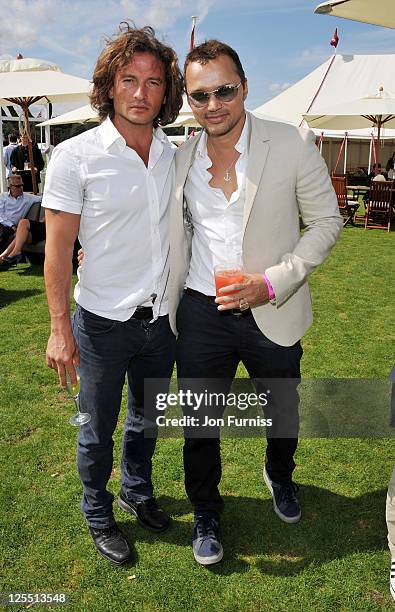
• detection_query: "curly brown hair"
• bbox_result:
[90,22,183,127]
[184,39,246,86]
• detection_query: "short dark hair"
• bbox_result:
[90,22,183,127]
[9,133,18,143]
[184,39,246,86]
[8,174,22,185]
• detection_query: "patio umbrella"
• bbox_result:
[315,0,395,29]
[0,55,90,193]
[38,104,97,126]
[304,87,395,164]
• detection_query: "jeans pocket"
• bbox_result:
[77,307,117,336]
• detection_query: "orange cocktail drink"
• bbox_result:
[214,264,244,298]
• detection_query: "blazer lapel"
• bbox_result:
[243,112,271,232]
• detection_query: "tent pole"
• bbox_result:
[0,108,6,192]
[376,118,381,167]
[368,134,373,174]
[343,132,348,174]
[22,103,38,194]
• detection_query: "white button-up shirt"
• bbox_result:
[42,117,174,321]
[184,116,249,296]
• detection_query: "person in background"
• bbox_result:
[387,365,395,601]
[386,152,395,180]
[3,133,19,178]
[0,215,45,264]
[0,175,41,259]
[10,134,44,191]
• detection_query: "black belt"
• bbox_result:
[132,306,153,320]
[185,288,251,317]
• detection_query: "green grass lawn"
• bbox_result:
[0,225,394,611]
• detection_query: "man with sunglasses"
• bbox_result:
[0,175,42,260]
[169,40,342,565]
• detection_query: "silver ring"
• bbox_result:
[239,298,249,311]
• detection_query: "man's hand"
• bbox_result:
[215,273,270,311]
[77,248,84,267]
[46,324,80,387]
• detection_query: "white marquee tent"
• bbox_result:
[253,53,395,173]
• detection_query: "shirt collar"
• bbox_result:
[99,117,126,152]
[196,112,250,160]
[99,116,171,155]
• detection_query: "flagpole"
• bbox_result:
[190,16,197,51]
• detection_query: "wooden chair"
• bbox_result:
[364,180,393,232]
[331,175,359,227]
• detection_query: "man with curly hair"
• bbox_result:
[43,23,183,565]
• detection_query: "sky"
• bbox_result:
[1,0,395,113]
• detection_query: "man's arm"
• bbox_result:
[216,128,342,311]
[44,209,80,387]
[264,129,342,307]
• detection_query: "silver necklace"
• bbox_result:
[209,141,239,182]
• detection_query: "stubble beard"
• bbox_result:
[204,110,245,139]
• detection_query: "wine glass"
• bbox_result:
[65,372,91,427]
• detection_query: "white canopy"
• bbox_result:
[315,0,395,29]
[253,53,395,133]
[0,57,90,106]
[304,88,395,131]
[38,104,97,126]
[0,56,91,191]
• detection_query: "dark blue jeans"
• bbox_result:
[72,305,175,529]
[176,291,302,517]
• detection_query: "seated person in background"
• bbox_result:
[373,164,387,182]
[0,175,42,258]
[0,216,45,263]
[369,163,387,181]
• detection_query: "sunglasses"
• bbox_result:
[188,82,242,107]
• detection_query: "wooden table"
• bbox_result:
[347,185,369,200]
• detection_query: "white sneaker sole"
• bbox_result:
[193,545,224,566]
[263,466,301,524]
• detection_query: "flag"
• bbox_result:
[190,16,197,51]
[330,28,339,48]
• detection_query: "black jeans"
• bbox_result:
[176,291,302,517]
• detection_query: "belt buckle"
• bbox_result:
[231,308,243,317]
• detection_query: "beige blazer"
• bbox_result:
[168,111,342,347]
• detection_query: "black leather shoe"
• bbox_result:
[89,524,133,565]
[118,491,170,532]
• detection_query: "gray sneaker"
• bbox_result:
[192,515,223,565]
[263,466,301,523]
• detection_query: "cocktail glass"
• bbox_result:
[214,263,244,298]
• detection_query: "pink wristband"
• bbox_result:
[262,274,275,301]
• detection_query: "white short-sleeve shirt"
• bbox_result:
[42,117,174,321]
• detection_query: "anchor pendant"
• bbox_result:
[224,171,232,182]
